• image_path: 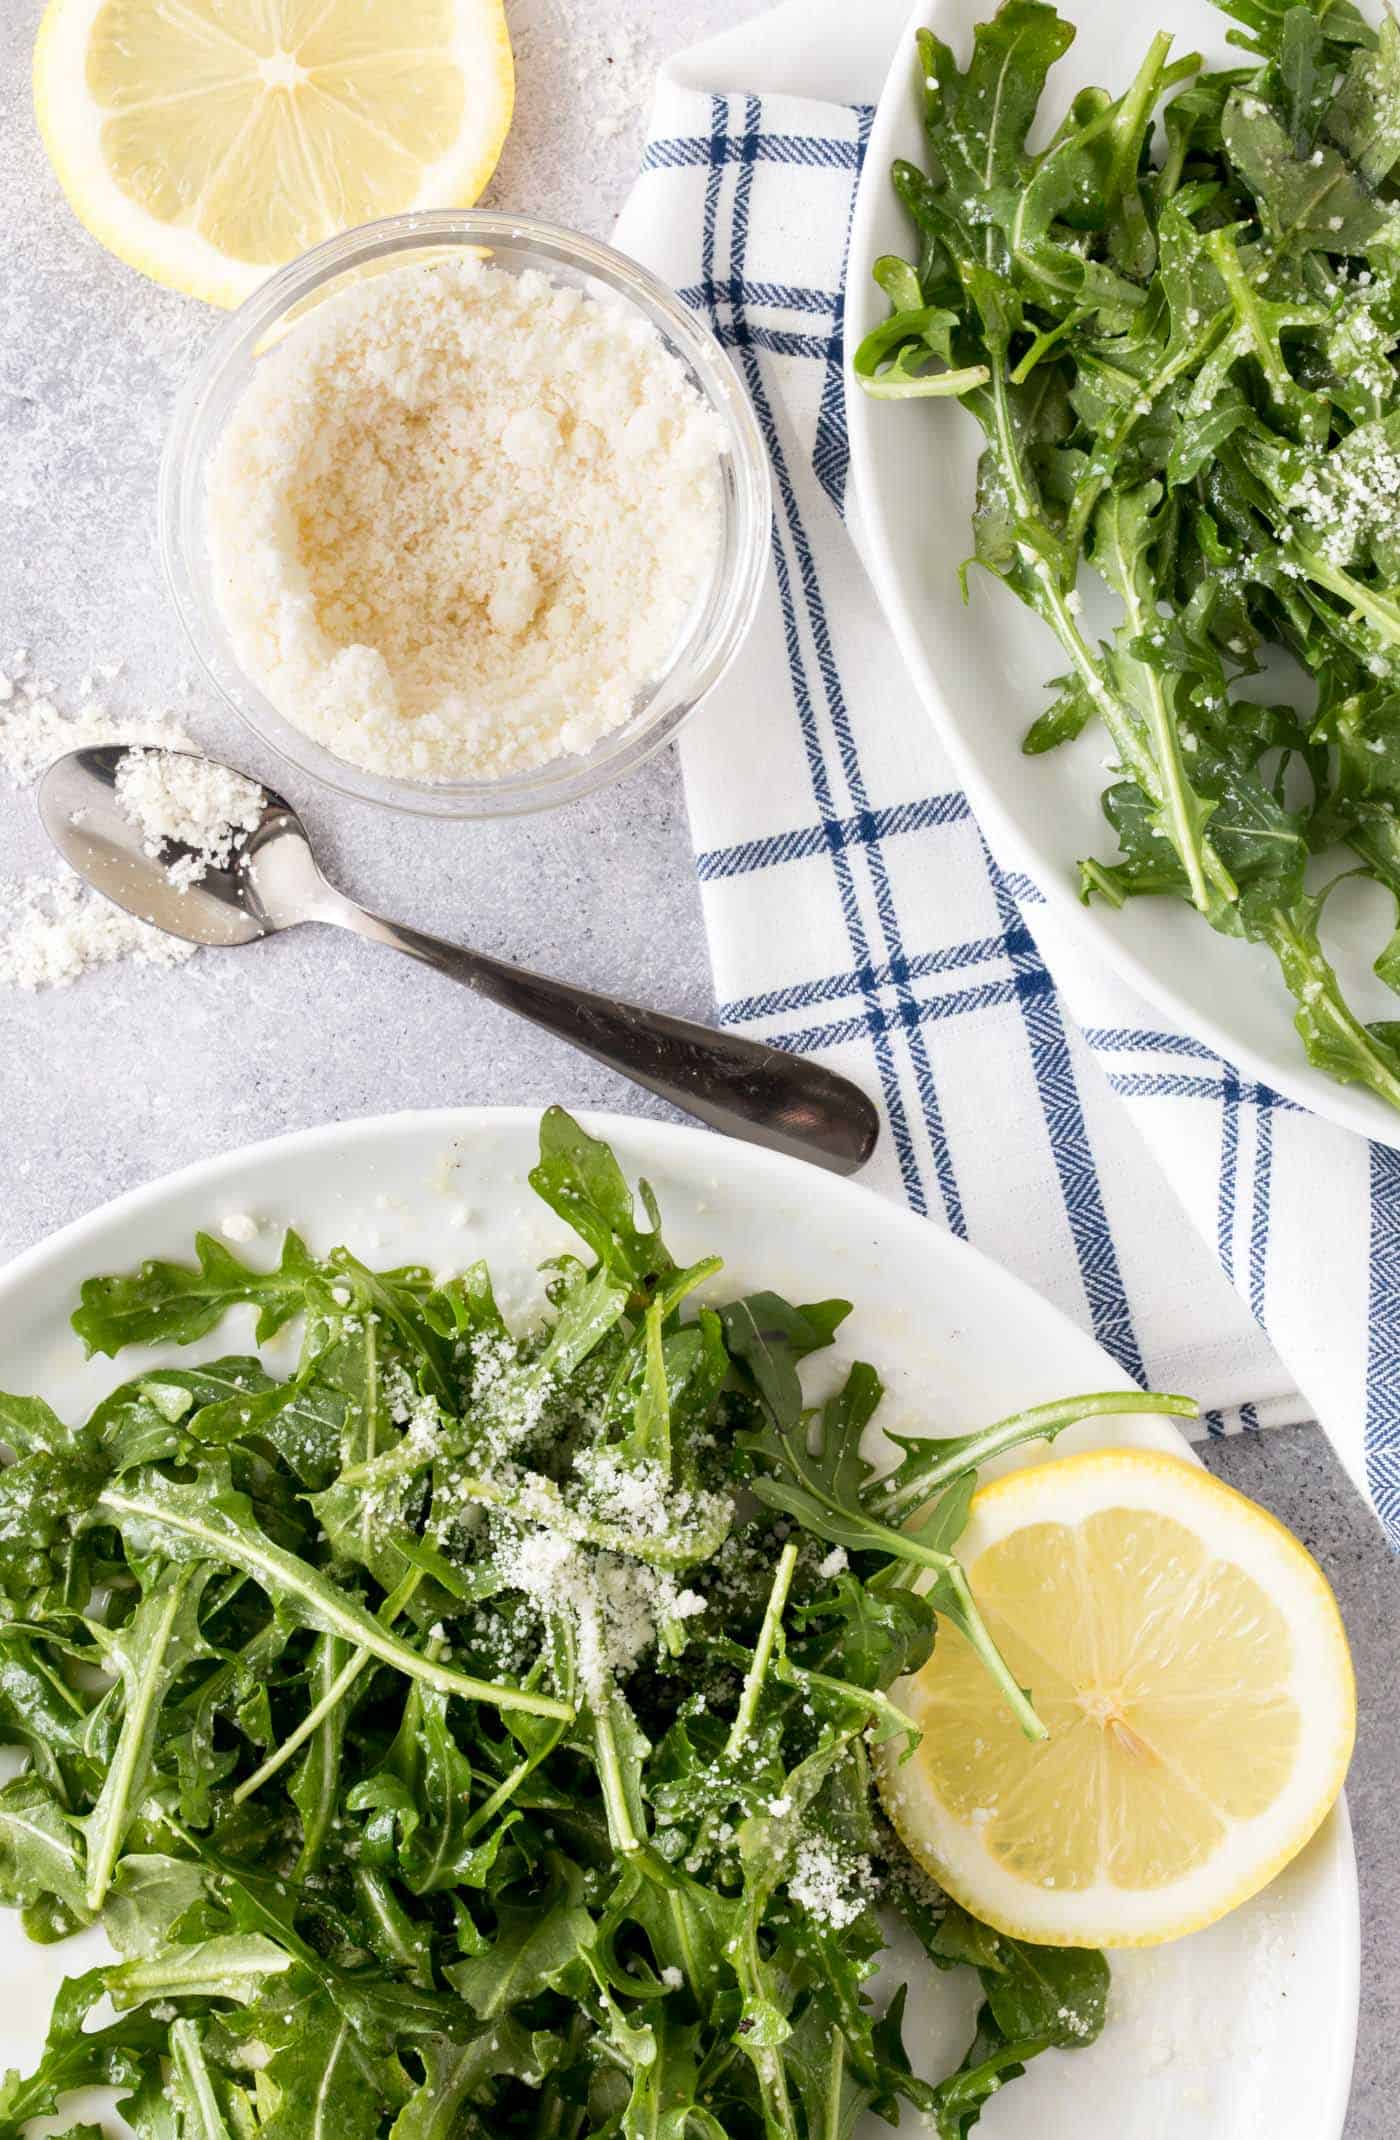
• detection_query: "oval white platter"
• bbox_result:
[846,0,1400,1149]
[0,1108,1358,2135]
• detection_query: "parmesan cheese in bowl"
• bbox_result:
[161,214,770,818]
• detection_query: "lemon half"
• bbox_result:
[34,0,514,307]
[877,1448,1355,1948]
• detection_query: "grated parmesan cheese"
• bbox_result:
[0,659,209,992]
[0,668,194,791]
[786,1833,877,1929]
[114,748,264,891]
[0,874,196,992]
[1289,432,1400,566]
[207,256,724,783]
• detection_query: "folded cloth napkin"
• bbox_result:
[612,0,1399,1545]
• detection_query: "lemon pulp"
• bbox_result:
[35,0,514,304]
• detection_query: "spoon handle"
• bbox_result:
[327,900,879,1174]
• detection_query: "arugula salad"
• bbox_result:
[856,0,1400,1112]
[0,1109,1193,2139]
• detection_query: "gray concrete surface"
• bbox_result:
[1201,1430,1399,2139]
[0,1,1394,2133]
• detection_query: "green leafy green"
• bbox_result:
[73,1230,319,1356]
[0,1111,1189,2136]
[859,0,1400,1116]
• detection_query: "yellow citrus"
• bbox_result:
[876,1448,1355,1947]
[34,0,514,306]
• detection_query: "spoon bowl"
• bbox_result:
[38,745,882,1175]
[40,746,279,948]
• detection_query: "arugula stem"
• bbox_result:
[1105,33,1177,198]
[1106,520,1226,914]
[591,1700,639,1855]
[872,1390,1195,1521]
[862,362,990,399]
[941,1563,1049,1742]
[1009,307,1088,383]
[989,357,1235,908]
[82,1563,199,1912]
[778,1659,918,1747]
[824,2028,845,2140]
[725,1541,799,1759]
[170,2017,233,2140]
[231,1571,422,1807]
[463,1751,551,1841]
[1290,541,1400,648]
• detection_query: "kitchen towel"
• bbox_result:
[612,0,1399,1544]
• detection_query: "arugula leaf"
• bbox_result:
[0,1111,1142,2140]
[0,1969,162,2129]
[928,2003,1048,2139]
[79,1561,214,1910]
[918,3,1077,243]
[981,1939,1109,2045]
[73,1230,319,1357]
[1221,92,1384,250]
[256,1994,391,2140]
[861,0,1400,1119]
[717,1291,851,1428]
[447,1858,595,2016]
[528,1106,674,1288]
[1328,11,1400,182]
[387,2021,550,2140]
[614,2010,728,2140]
[0,1776,88,1921]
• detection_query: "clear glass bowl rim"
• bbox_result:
[158,208,772,820]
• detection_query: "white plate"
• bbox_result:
[0,1108,1359,2136]
[847,0,1400,1148]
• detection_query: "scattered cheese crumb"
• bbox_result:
[0,874,196,992]
[0,659,220,992]
[0,673,195,791]
[220,1213,261,1244]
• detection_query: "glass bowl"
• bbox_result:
[159,210,771,819]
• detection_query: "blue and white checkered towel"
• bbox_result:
[614,0,1399,1545]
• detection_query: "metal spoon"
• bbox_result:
[40,746,880,1174]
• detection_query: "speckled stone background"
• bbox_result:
[0,1,1395,2131]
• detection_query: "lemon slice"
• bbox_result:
[877,1448,1354,1948]
[33,0,514,307]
